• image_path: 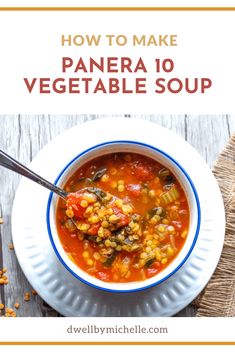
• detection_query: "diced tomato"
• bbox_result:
[66,193,85,218]
[133,162,154,181]
[146,262,161,278]
[96,271,111,282]
[117,213,129,227]
[146,268,159,278]
[126,184,142,197]
[87,223,101,236]
[111,206,130,227]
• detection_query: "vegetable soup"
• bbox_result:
[56,153,189,283]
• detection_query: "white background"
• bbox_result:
[1,0,235,7]
[0,317,234,342]
[0,9,234,113]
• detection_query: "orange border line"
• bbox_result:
[0,7,234,11]
[0,3,234,348]
[0,342,235,345]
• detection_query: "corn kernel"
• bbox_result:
[155,251,162,261]
[106,208,113,215]
[80,200,88,208]
[138,259,145,268]
[82,251,89,259]
[118,180,124,185]
[101,220,109,228]
[118,184,125,192]
[65,208,74,218]
[181,230,188,238]
[132,224,139,232]
[149,215,160,225]
[89,215,99,224]
[98,227,104,237]
[83,193,97,203]
[105,239,111,247]
[122,205,133,213]
[94,202,101,208]
[87,259,93,266]
[161,258,168,265]
[109,214,120,223]
[146,246,152,253]
[93,252,101,260]
[84,206,93,217]
[101,174,109,182]
[149,190,156,198]
[167,247,175,256]
[158,225,165,233]
[79,223,90,231]
[115,199,123,208]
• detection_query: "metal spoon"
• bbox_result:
[0,149,68,200]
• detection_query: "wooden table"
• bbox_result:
[0,114,233,317]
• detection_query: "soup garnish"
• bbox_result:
[56,153,189,283]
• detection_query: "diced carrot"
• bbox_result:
[87,223,101,236]
[66,193,85,218]
[112,206,130,227]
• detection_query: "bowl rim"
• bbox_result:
[46,140,201,293]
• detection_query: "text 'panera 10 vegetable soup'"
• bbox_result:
[56,153,190,283]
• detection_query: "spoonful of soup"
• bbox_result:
[0,149,143,265]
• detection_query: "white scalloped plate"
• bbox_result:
[11,118,225,316]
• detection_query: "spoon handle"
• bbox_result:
[0,149,68,199]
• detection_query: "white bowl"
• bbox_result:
[46,140,201,293]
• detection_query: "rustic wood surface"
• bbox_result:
[0,114,234,317]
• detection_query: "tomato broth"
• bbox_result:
[56,153,190,283]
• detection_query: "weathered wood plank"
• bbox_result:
[0,114,234,317]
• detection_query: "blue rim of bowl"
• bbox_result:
[46,140,201,293]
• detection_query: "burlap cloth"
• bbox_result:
[193,134,235,316]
